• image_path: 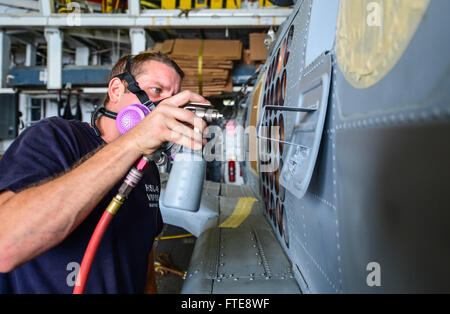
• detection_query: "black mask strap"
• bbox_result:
[114,56,158,110]
[91,106,117,137]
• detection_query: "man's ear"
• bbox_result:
[107,77,126,108]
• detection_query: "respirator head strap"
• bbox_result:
[114,56,158,110]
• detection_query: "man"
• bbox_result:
[0,52,208,293]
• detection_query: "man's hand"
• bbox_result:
[124,90,209,156]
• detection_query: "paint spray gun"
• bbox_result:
[149,102,223,166]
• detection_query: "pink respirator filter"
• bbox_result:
[116,103,151,134]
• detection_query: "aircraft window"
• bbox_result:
[249,76,264,176]
[273,168,277,192]
[269,85,273,107]
[284,48,289,67]
[268,120,272,154]
[275,77,281,106]
[284,25,294,66]
[275,166,279,195]
[279,114,285,155]
[259,121,267,161]
[269,193,274,220]
[273,115,278,165]
[274,48,280,80]
[273,83,278,107]
[270,58,275,83]
[278,42,285,76]
[263,164,267,184]
[281,70,287,107]
[279,161,286,201]
[273,83,277,107]
[282,204,289,248]
[272,196,277,225]
[276,199,283,236]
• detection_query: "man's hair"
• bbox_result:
[103,52,184,106]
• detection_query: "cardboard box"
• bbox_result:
[147,39,174,54]
[249,33,267,61]
[147,38,242,96]
[170,39,242,60]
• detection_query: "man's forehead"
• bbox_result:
[137,60,179,79]
[136,61,181,88]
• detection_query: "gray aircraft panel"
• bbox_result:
[182,189,300,294]
[327,0,450,293]
[336,123,450,293]
[244,0,449,293]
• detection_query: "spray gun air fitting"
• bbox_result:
[182,102,224,123]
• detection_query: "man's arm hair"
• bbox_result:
[17,144,106,193]
[0,135,140,273]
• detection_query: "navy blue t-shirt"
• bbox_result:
[0,116,163,293]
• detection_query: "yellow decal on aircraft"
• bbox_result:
[335,0,430,89]
[219,197,258,228]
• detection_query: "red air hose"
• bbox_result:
[73,210,114,294]
[73,156,151,294]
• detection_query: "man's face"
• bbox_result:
[109,60,182,113]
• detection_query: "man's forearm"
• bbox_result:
[0,134,142,272]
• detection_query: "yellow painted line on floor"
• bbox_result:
[155,233,193,240]
[219,197,258,228]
